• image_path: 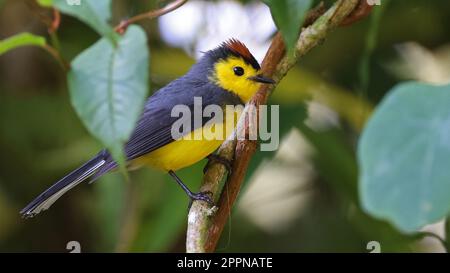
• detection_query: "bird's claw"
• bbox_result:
[188,191,214,211]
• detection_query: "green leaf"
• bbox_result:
[53,0,117,41]
[68,25,149,166]
[263,0,312,54]
[359,82,450,232]
[0,33,46,56]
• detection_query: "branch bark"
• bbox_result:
[186,0,360,253]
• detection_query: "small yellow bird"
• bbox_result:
[21,39,274,217]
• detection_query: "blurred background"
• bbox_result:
[1,0,450,252]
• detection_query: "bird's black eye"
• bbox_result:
[233,66,244,76]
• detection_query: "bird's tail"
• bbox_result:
[20,151,107,218]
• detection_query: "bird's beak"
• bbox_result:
[248,74,275,84]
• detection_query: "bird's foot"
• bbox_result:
[168,170,215,211]
[187,191,214,211]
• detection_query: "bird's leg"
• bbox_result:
[203,154,233,178]
[168,170,214,209]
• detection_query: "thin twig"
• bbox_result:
[420,232,449,252]
[186,0,361,253]
[27,1,61,33]
[27,1,67,70]
[43,44,69,70]
[115,0,188,34]
[49,8,61,34]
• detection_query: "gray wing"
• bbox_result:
[94,77,243,176]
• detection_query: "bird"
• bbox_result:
[21,39,275,218]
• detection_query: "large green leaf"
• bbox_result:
[68,25,149,165]
[0,33,46,56]
[263,0,312,53]
[359,82,450,232]
[52,0,117,41]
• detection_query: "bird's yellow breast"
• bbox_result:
[131,109,240,171]
[133,126,224,171]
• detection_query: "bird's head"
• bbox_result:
[203,39,275,102]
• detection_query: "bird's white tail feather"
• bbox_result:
[21,159,105,218]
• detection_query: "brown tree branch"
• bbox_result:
[340,0,374,26]
[186,0,361,253]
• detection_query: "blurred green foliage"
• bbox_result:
[1,0,450,252]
